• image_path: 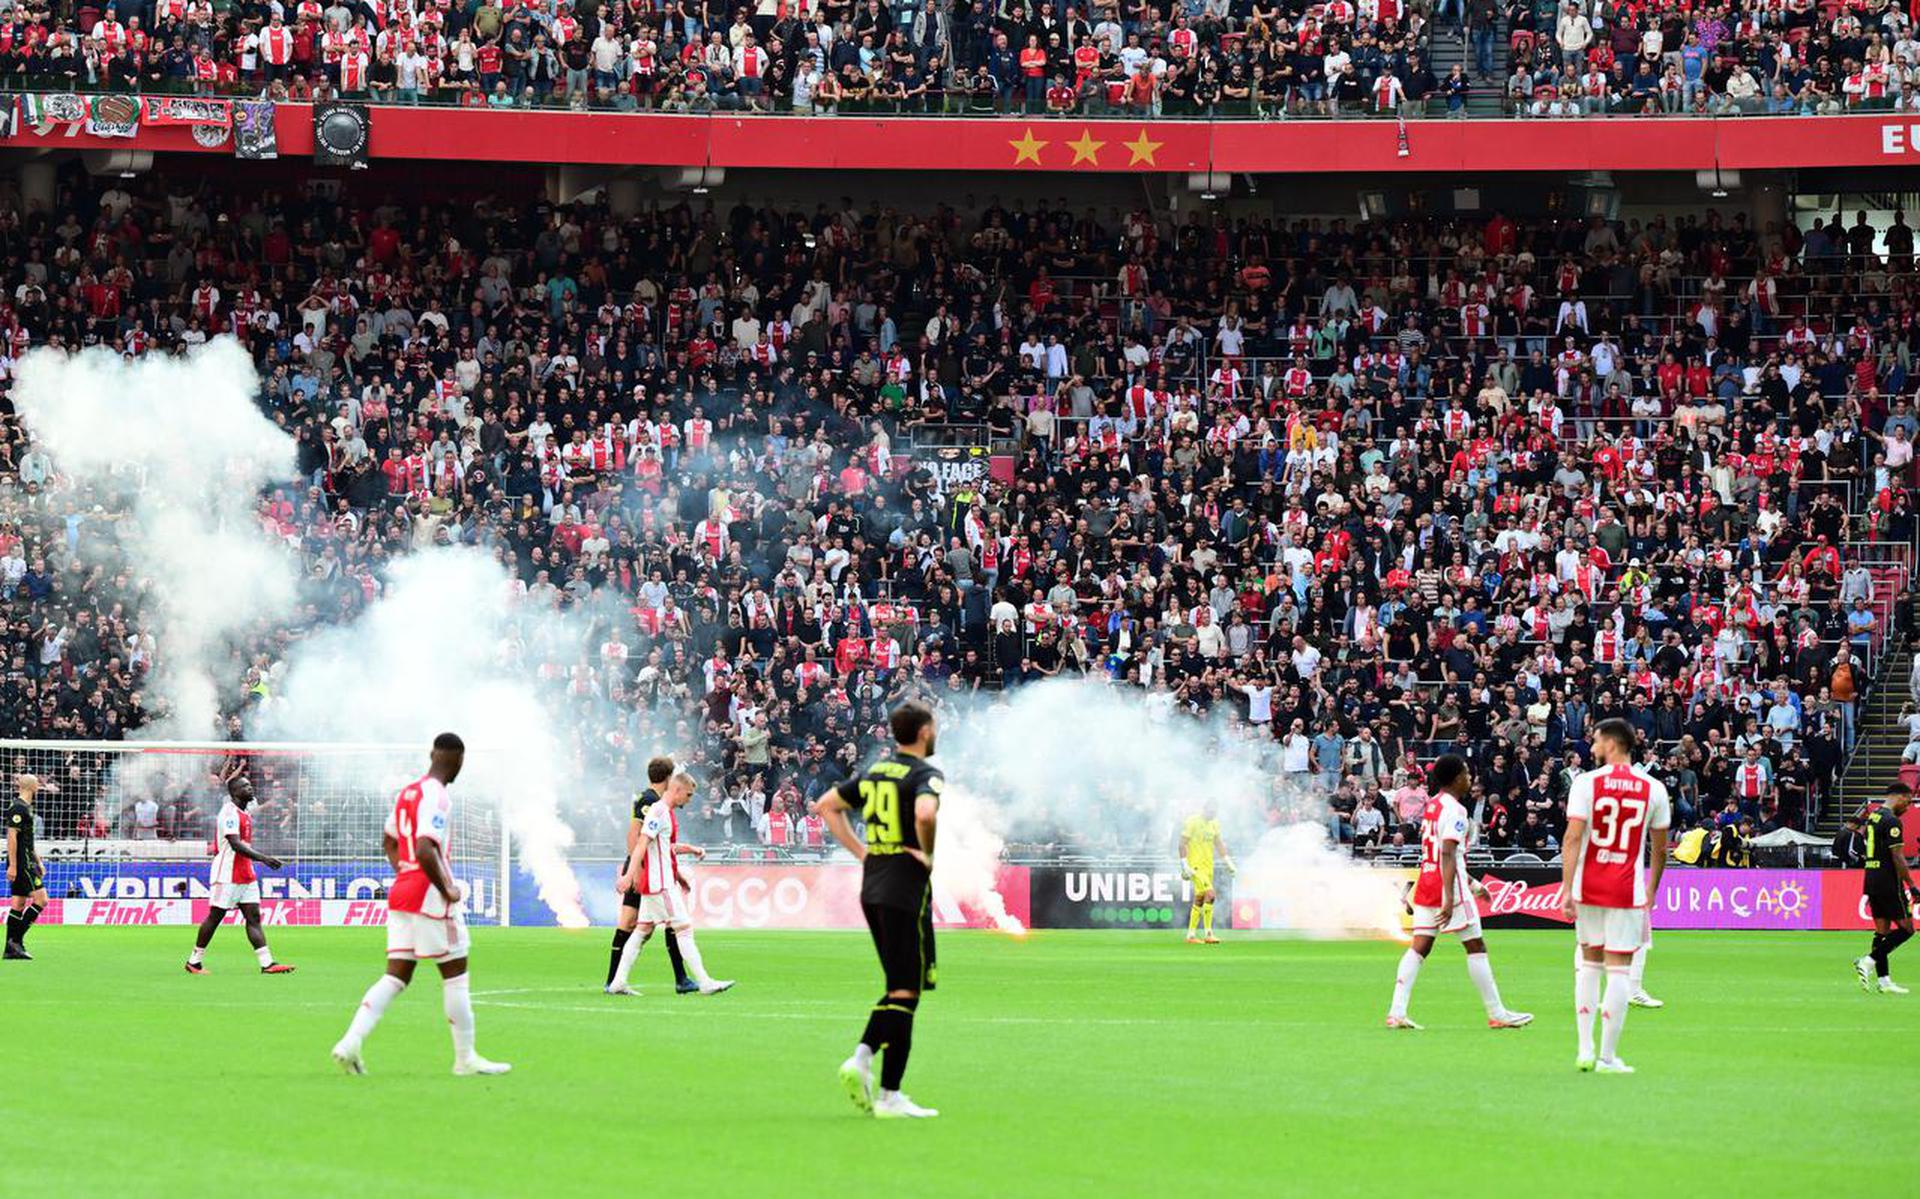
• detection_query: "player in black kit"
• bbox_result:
[814,701,943,1120]
[1854,783,1920,994]
[6,772,51,960]
[606,755,693,995]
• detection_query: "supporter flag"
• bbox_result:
[0,95,15,139]
[312,101,369,168]
[140,96,232,126]
[21,92,86,132]
[85,94,141,138]
[235,101,279,160]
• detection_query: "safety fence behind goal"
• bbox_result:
[0,740,509,927]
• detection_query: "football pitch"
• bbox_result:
[3,928,1874,1197]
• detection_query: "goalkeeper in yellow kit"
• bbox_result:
[1179,804,1236,944]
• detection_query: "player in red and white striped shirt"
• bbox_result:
[607,768,734,996]
[1560,719,1671,1075]
[331,734,509,1077]
[1386,755,1532,1031]
[185,772,295,975]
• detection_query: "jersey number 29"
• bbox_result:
[859,780,902,847]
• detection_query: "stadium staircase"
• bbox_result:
[1825,592,1920,834]
[1422,20,1508,118]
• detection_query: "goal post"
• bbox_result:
[0,739,510,928]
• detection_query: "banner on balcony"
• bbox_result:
[0,94,15,139]
[140,96,231,127]
[312,101,369,167]
[234,101,278,160]
[19,92,85,132]
[85,94,141,138]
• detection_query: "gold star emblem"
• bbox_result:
[1066,128,1106,166]
[1009,127,1048,166]
[1121,129,1163,166]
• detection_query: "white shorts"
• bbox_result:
[637,887,691,928]
[1411,903,1483,940]
[1575,904,1649,955]
[209,882,261,908]
[386,906,471,962]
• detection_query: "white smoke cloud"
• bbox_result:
[254,549,593,927]
[931,677,1403,938]
[15,340,591,926]
[12,340,299,737]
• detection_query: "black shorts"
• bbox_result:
[619,855,641,910]
[10,858,42,898]
[1865,874,1910,921]
[864,898,936,993]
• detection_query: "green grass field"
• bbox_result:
[0,927,1881,1197]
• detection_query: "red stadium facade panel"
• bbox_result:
[11,106,1920,172]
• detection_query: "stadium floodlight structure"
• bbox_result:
[0,739,511,927]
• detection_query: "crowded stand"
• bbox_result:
[0,171,1911,862]
[4,0,1920,116]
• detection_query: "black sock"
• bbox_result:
[859,996,893,1051]
[606,929,632,987]
[1872,933,1890,978]
[878,996,918,1092]
[18,905,38,945]
[4,912,18,944]
[1887,927,1914,963]
[665,930,690,986]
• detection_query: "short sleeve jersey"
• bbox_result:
[853,753,943,911]
[1411,794,1471,908]
[386,775,454,915]
[1566,763,1671,908]
[1865,806,1907,882]
[212,801,255,885]
[5,799,34,864]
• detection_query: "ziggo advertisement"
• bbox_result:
[34,861,1906,931]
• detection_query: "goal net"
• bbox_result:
[0,740,509,928]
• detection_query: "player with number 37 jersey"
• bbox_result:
[1565,762,1671,917]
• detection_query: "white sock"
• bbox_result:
[444,973,476,1063]
[1599,965,1631,1061]
[255,945,274,968]
[1575,960,1603,1059]
[188,945,205,965]
[1388,948,1424,1019]
[610,927,649,989]
[674,928,713,984]
[343,974,406,1049]
[1465,952,1504,1017]
[1629,942,1649,994]
[852,1043,873,1068]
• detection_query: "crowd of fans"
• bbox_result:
[3,0,1919,116]
[0,166,1913,859]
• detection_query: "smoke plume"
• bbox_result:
[13,341,299,737]
[932,678,1403,938]
[254,549,593,927]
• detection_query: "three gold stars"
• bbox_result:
[1006,125,1164,167]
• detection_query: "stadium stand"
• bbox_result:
[0,171,1912,861]
[2,0,1918,117]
